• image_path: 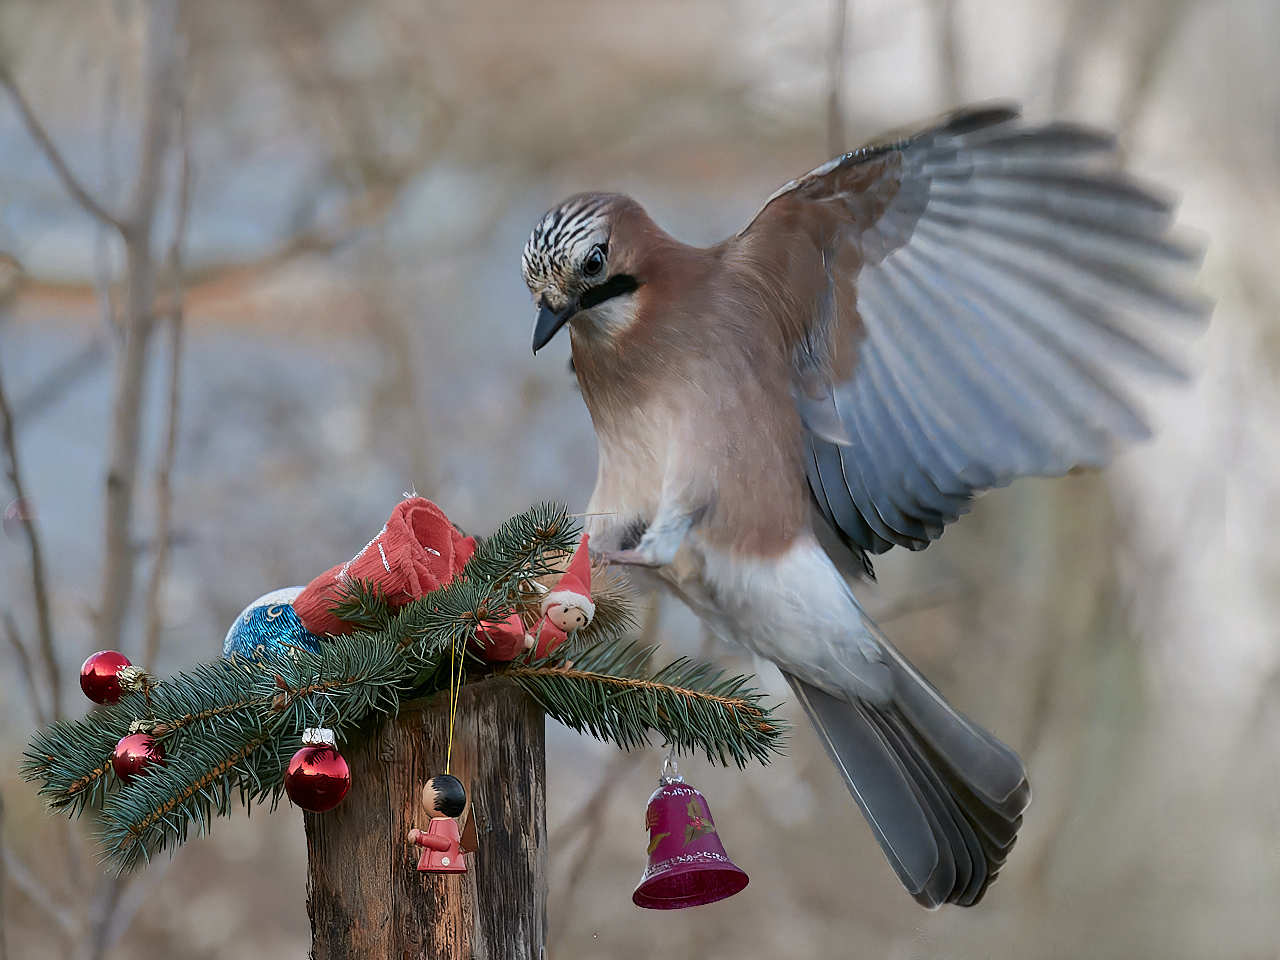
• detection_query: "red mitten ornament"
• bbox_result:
[532,534,594,658]
[294,498,476,636]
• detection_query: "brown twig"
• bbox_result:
[930,0,964,109]
[142,97,192,674]
[0,788,7,960]
[52,696,265,807]
[0,839,78,939]
[504,666,772,727]
[74,874,129,960]
[825,0,849,158]
[0,356,61,721]
[2,611,46,727]
[0,61,125,232]
[95,0,183,656]
[550,748,650,921]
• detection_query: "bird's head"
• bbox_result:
[522,193,644,353]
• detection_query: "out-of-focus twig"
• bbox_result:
[867,585,964,624]
[94,36,124,339]
[74,875,128,960]
[0,61,125,233]
[826,0,849,158]
[930,0,964,108]
[0,788,7,960]
[142,98,192,674]
[1049,0,1112,117]
[95,0,183,657]
[10,339,109,427]
[1114,0,1196,153]
[0,356,61,721]
[98,854,173,957]
[551,748,650,921]
[0,840,78,939]
[2,610,47,727]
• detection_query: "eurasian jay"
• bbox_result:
[520,104,1208,908]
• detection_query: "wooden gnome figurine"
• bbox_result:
[407,774,467,874]
[531,534,595,658]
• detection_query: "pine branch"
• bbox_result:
[504,639,788,767]
[19,502,785,872]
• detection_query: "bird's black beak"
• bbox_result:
[532,295,577,354]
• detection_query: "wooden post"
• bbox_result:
[305,678,547,959]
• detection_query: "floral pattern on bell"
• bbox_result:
[222,587,324,661]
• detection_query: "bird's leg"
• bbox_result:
[598,505,697,569]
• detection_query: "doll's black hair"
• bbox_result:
[429,774,466,818]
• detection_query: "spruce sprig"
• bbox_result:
[505,640,787,767]
[20,502,786,871]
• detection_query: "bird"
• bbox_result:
[520,103,1208,908]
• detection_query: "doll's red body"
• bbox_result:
[409,818,465,873]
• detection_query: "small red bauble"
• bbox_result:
[80,650,133,704]
[285,730,350,813]
[112,733,165,784]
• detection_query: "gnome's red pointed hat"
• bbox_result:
[540,534,594,620]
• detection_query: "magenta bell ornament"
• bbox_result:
[633,755,748,909]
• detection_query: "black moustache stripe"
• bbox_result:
[579,274,639,310]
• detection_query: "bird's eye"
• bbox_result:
[583,246,605,277]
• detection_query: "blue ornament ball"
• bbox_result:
[223,587,324,661]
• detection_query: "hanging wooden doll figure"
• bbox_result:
[408,774,468,873]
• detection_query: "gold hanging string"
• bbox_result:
[445,631,464,775]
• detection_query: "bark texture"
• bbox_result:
[305,678,547,960]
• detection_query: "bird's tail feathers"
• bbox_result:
[785,655,1029,909]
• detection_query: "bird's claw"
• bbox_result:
[598,549,663,568]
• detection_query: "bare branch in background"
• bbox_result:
[0,62,126,233]
[826,0,849,158]
[73,875,129,960]
[98,856,174,958]
[0,841,78,940]
[550,748,650,921]
[1049,0,1113,117]
[0,353,61,721]
[2,611,47,727]
[9,340,109,427]
[0,789,7,960]
[97,0,184,655]
[143,99,193,673]
[1114,0,1196,148]
[94,31,126,339]
[866,585,964,624]
[930,0,964,108]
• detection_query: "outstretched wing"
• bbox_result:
[734,104,1209,560]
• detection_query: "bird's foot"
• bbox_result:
[598,548,664,569]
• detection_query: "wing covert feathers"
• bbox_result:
[740,104,1209,561]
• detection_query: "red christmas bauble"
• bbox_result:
[285,744,351,812]
[112,733,165,784]
[80,650,133,704]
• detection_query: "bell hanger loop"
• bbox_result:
[660,746,683,785]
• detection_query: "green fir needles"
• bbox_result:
[504,641,784,767]
[21,503,786,871]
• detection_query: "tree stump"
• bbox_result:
[305,678,547,959]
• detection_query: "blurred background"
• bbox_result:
[0,0,1274,957]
